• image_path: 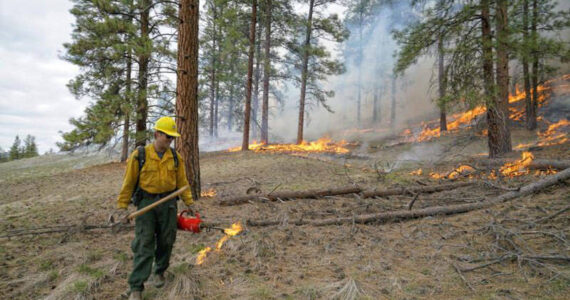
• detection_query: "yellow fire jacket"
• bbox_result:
[117,144,193,209]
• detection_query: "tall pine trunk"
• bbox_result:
[484,0,512,158]
[529,0,539,130]
[390,75,396,128]
[242,0,257,151]
[261,0,272,144]
[297,0,315,144]
[438,35,447,131]
[252,19,262,141]
[357,9,363,126]
[176,0,201,201]
[228,57,236,131]
[209,6,216,137]
[372,87,379,122]
[135,0,151,147]
[214,77,219,137]
[522,0,534,130]
[121,47,133,162]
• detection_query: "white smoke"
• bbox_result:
[266,3,440,145]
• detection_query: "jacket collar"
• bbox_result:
[146,144,173,161]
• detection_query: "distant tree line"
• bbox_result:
[0,135,39,163]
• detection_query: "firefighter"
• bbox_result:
[116,116,193,300]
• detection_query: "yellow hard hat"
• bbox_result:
[154,117,181,137]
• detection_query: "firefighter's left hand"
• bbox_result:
[185,204,195,216]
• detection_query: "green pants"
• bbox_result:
[128,196,177,291]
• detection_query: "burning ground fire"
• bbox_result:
[196,222,243,265]
[410,151,557,180]
[515,119,570,150]
[228,137,350,154]
[200,188,217,198]
[402,76,564,143]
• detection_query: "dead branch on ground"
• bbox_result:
[246,168,570,226]
[219,182,473,206]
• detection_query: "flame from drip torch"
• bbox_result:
[228,137,350,154]
[196,222,243,265]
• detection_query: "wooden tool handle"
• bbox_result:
[127,185,190,220]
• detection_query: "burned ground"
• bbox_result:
[1,131,568,300]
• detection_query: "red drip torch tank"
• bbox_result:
[177,210,202,233]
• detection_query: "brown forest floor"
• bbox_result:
[1,129,569,300]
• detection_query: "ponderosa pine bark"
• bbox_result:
[242,0,257,150]
[252,18,262,140]
[488,0,512,157]
[135,0,151,147]
[522,0,535,130]
[209,4,216,137]
[529,0,539,130]
[438,34,447,131]
[176,0,201,200]
[121,46,132,162]
[297,0,315,144]
[390,75,396,128]
[261,0,272,144]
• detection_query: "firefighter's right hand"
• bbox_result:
[109,209,130,225]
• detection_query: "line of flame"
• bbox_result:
[228,137,349,154]
[196,222,243,265]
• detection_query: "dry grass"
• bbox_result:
[0,135,569,299]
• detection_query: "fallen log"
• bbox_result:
[360,182,472,198]
[218,186,362,206]
[219,182,473,206]
[247,168,570,227]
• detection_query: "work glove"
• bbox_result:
[108,209,131,225]
[185,205,195,216]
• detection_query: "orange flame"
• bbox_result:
[536,119,569,147]
[448,165,475,179]
[404,74,567,143]
[196,247,212,265]
[228,137,350,154]
[196,222,243,265]
[200,188,217,198]
[424,165,475,179]
[500,152,534,177]
[515,119,569,149]
[409,168,423,176]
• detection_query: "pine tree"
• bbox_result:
[9,135,21,161]
[488,0,512,156]
[259,0,295,143]
[344,0,376,126]
[394,0,519,157]
[61,0,178,151]
[512,0,569,129]
[176,0,201,201]
[23,135,39,158]
[0,146,8,163]
[242,0,257,151]
[290,0,348,144]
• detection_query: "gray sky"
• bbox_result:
[0,0,84,154]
